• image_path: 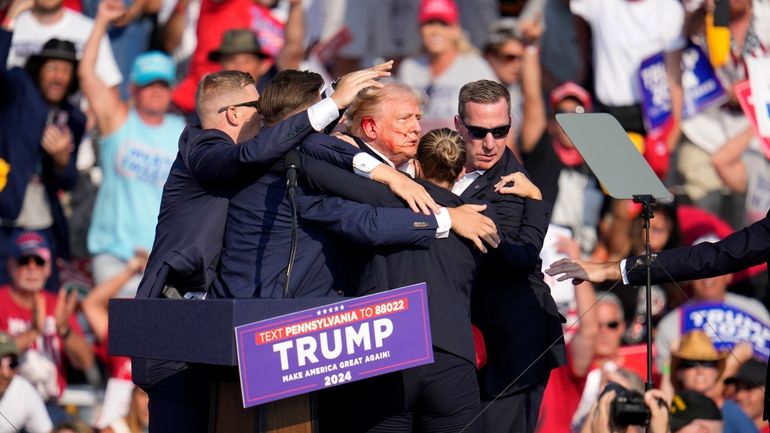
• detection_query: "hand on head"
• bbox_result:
[330,60,393,110]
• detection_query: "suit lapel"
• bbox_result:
[460,149,512,199]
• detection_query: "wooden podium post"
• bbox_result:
[210,382,315,433]
[109,298,332,433]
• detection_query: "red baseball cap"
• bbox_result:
[418,0,459,25]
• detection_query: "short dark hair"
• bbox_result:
[258,70,324,127]
[458,80,511,119]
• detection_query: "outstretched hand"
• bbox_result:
[545,258,621,285]
[330,61,394,110]
[96,0,127,24]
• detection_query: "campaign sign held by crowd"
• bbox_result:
[235,283,434,407]
[681,302,770,360]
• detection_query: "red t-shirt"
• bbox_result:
[537,346,587,433]
[172,0,284,112]
[94,332,131,381]
[0,286,83,398]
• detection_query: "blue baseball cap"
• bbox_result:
[130,51,176,86]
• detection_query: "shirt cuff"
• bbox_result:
[352,153,383,179]
[434,207,451,239]
[307,97,339,131]
[619,258,629,285]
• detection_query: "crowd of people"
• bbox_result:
[0,0,768,431]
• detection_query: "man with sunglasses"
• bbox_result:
[132,64,395,433]
[0,231,93,409]
[0,331,52,433]
[452,79,565,433]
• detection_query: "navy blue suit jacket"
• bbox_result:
[626,210,770,420]
[298,136,553,365]
[0,29,84,259]
[462,148,566,396]
[135,111,315,300]
[211,137,439,299]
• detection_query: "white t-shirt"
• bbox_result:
[397,52,497,131]
[8,9,122,88]
[571,0,686,106]
[0,375,53,433]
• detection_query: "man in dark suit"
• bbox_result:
[300,80,563,432]
[211,70,499,300]
[451,80,566,433]
[133,66,391,433]
[546,210,770,424]
[303,127,552,432]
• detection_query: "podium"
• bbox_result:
[109,298,338,433]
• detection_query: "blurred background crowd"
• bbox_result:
[0,0,768,431]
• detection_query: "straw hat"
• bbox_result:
[670,330,727,389]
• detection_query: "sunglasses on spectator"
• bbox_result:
[599,320,621,330]
[679,360,719,369]
[461,120,511,139]
[217,100,259,113]
[17,255,45,266]
[496,52,523,63]
[1,356,19,369]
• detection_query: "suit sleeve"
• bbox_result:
[490,199,552,274]
[186,111,313,186]
[300,133,360,168]
[239,111,314,163]
[295,187,437,248]
[626,214,770,286]
[299,154,406,207]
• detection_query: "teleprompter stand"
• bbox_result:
[556,113,672,390]
[109,297,335,432]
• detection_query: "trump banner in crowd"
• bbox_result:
[681,302,770,360]
[235,283,434,407]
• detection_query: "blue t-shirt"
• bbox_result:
[722,399,759,433]
[88,110,184,260]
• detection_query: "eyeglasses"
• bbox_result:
[496,53,523,63]
[461,120,511,139]
[217,100,259,113]
[17,255,45,266]
[1,356,19,369]
[598,321,621,330]
[679,360,719,369]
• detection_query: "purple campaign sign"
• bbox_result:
[235,283,434,408]
[639,52,672,132]
[681,302,770,360]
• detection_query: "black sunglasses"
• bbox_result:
[17,255,45,266]
[461,120,511,139]
[217,100,260,113]
[679,360,719,369]
[599,321,620,330]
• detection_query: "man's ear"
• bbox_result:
[454,115,463,133]
[224,107,240,126]
[361,117,378,141]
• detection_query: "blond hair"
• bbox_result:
[416,128,466,185]
[347,82,423,137]
[195,70,255,126]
